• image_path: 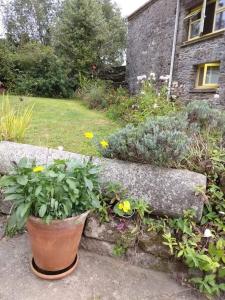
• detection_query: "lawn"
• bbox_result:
[0,95,120,156]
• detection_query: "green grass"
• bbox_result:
[0,95,120,156]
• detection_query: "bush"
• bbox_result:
[8,42,74,98]
[186,100,225,132]
[77,78,111,109]
[101,114,190,167]
[113,81,179,124]
[79,78,180,124]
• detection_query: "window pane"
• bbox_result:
[217,0,225,9]
[191,12,201,22]
[215,11,225,30]
[190,21,200,38]
[205,66,220,84]
[198,66,205,86]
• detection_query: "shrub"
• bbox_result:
[186,100,225,132]
[10,42,74,98]
[101,114,190,167]
[78,78,111,109]
[0,95,33,142]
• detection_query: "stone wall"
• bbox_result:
[127,0,225,107]
[81,214,187,274]
[126,0,177,93]
[0,141,206,220]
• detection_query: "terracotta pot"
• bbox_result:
[26,211,89,279]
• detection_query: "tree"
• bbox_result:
[0,39,15,89]
[53,0,126,78]
[9,42,73,98]
[4,0,60,45]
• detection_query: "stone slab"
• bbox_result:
[0,216,6,240]
[84,214,137,247]
[0,234,207,300]
[138,230,171,258]
[0,141,207,220]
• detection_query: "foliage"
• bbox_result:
[4,0,59,45]
[0,40,15,89]
[79,78,180,125]
[53,0,126,78]
[11,42,74,98]
[96,182,151,222]
[101,114,190,167]
[77,78,110,109]
[0,158,101,234]
[186,100,225,132]
[0,95,33,142]
[108,81,180,124]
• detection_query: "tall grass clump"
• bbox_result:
[0,95,34,142]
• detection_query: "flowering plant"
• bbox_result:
[0,158,101,233]
[84,131,109,150]
[113,199,133,217]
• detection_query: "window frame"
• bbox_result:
[196,62,220,89]
[213,0,225,32]
[188,7,202,40]
[187,0,225,41]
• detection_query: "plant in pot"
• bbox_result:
[0,158,101,280]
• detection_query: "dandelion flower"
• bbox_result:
[84,132,94,139]
[100,140,109,149]
[33,166,44,173]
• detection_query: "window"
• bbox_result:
[196,63,220,89]
[214,0,225,31]
[186,0,225,41]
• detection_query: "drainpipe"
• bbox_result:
[167,0,180,100]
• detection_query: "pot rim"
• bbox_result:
[28,210,90,225]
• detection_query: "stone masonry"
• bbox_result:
[127,0,225,106]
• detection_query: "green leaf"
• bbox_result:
[16,203,31,218]
[84,178,93,191]
[35,186,42,197]
[91,197,101,209]
[4,194,23,201]
[57,173,66,182]
[66,178,77,190]
[39,204,47,218]
[0,176,15,187]
[16,175,28,186]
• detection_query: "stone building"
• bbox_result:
[127,0,225,106]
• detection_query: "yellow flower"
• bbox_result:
[118,203,124,210]
[33,166,44,173]
[84,132,94,139]
[123,200,131,213]
[100,140,109,149]
[118,200,131,213]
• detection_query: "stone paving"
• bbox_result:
[0,225,207,300]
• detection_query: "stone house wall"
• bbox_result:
[126,0,177,93]
[172,1,225,106]
[127,0,225,107]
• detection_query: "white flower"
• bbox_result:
[153,103,159,109]
[214,94,220,99]
[58,146,64,151]
[157,93,161,97]
[141,91,145,95]
[137,75,147,81]
[203,229,213,238]
[219,211,225,216]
